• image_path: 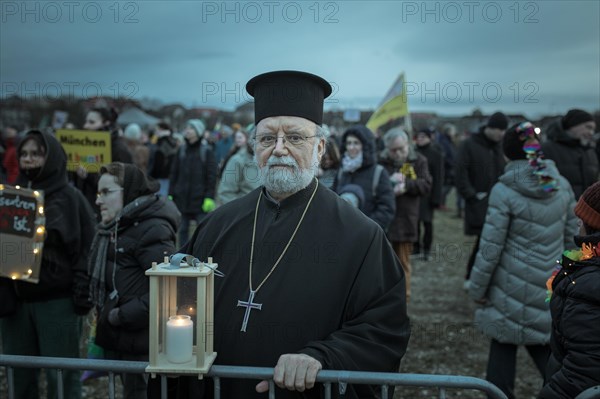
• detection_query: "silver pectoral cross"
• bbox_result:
[237,289,262,332]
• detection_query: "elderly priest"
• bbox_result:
[180,70,410,398]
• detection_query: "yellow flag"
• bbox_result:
[366,73,409,133]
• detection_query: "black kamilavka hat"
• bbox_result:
[246,70,332,126]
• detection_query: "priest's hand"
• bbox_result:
[255,353,322,393]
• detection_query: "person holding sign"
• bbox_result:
[1,130,96,399]
[178,71,410,398]
[70,107,133,217]
[89,162,180,399]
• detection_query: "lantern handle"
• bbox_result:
[167,253,225,277]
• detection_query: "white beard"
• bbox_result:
[257,144,319,197]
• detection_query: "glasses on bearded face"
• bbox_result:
[96,188,123,199]
[254,133,317,148]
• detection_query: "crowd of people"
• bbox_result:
[0,70,599,399]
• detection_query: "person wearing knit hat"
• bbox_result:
[90,162,180,399]
[540,180,600,398]
[542,109,598,199]
[169,119,217,246]
[468,121,578,399]
[456,112,508,282]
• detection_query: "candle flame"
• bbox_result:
[36,227,45,234]
[39,207,44,215]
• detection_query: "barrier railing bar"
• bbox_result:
[57,368,64,399]
[0,354,508,399]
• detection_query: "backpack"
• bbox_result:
[337,164,384,197]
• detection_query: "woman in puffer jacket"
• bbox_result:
[89,162,180,399]
[538,181,600,398]
[468,122,578,399]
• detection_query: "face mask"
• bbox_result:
[21,167,42,181]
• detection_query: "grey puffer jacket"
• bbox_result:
[468,160,578,345]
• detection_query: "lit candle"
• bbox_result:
[166,315,193,363]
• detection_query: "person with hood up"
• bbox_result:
[468,121,578,399]
[539,180,600,399]
[0,130,96,399]
[332,124,395,230]
[541,108,598,199]
[90,162,180,399]
[169,119,217,245]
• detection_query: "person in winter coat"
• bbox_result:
[541,109,598,200]
[456,112,509,280]
[71,107,134,216]
[1,125,19,184]
[216,129,260,206]
[538,180,600,399]
[468,121,578,399]
[147,121,179,197]
[169,119,217,245]
[332,124,395,230]
[414,128,445,261]
[123,123,150,173]
[89,162,180,399]
[316,138,341,189]
[0,130,96,399]
[437,123,458,210]
[380,127,432,301]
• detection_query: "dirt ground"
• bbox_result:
[0,192,545,398]
[397,195,544,398]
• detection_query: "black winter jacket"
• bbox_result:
[169,140,217,214]
[416,142,444,223]
[98,195,180,355]
[539,233,600,398]
[542,122,599,200]
[333,125,396,230]
[455,130,506,235]
[14,130,96,313]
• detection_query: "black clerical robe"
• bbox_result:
[183,179,410,398]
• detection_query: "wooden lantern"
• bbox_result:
[145,254,217,376]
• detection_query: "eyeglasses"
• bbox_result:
[96,188,123,199]
[254,134,317,148]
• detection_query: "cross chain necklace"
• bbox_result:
[237,179,319,332]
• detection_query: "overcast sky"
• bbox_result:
[2,1,599,118]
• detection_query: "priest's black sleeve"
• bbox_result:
[299,228,410,374]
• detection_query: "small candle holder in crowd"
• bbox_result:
[145,254,217,377]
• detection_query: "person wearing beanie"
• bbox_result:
[333,124,396,230]
[169,119,217,246]
[539,180,600,398]
[455,112,508,281]
[542,108,598,199]
[90,162,180,399]
[468,121,578,399]
[1,130,96,399]
[414,127,445,261]
[176,71,409,398]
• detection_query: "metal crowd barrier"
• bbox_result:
[0,354,509,398]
